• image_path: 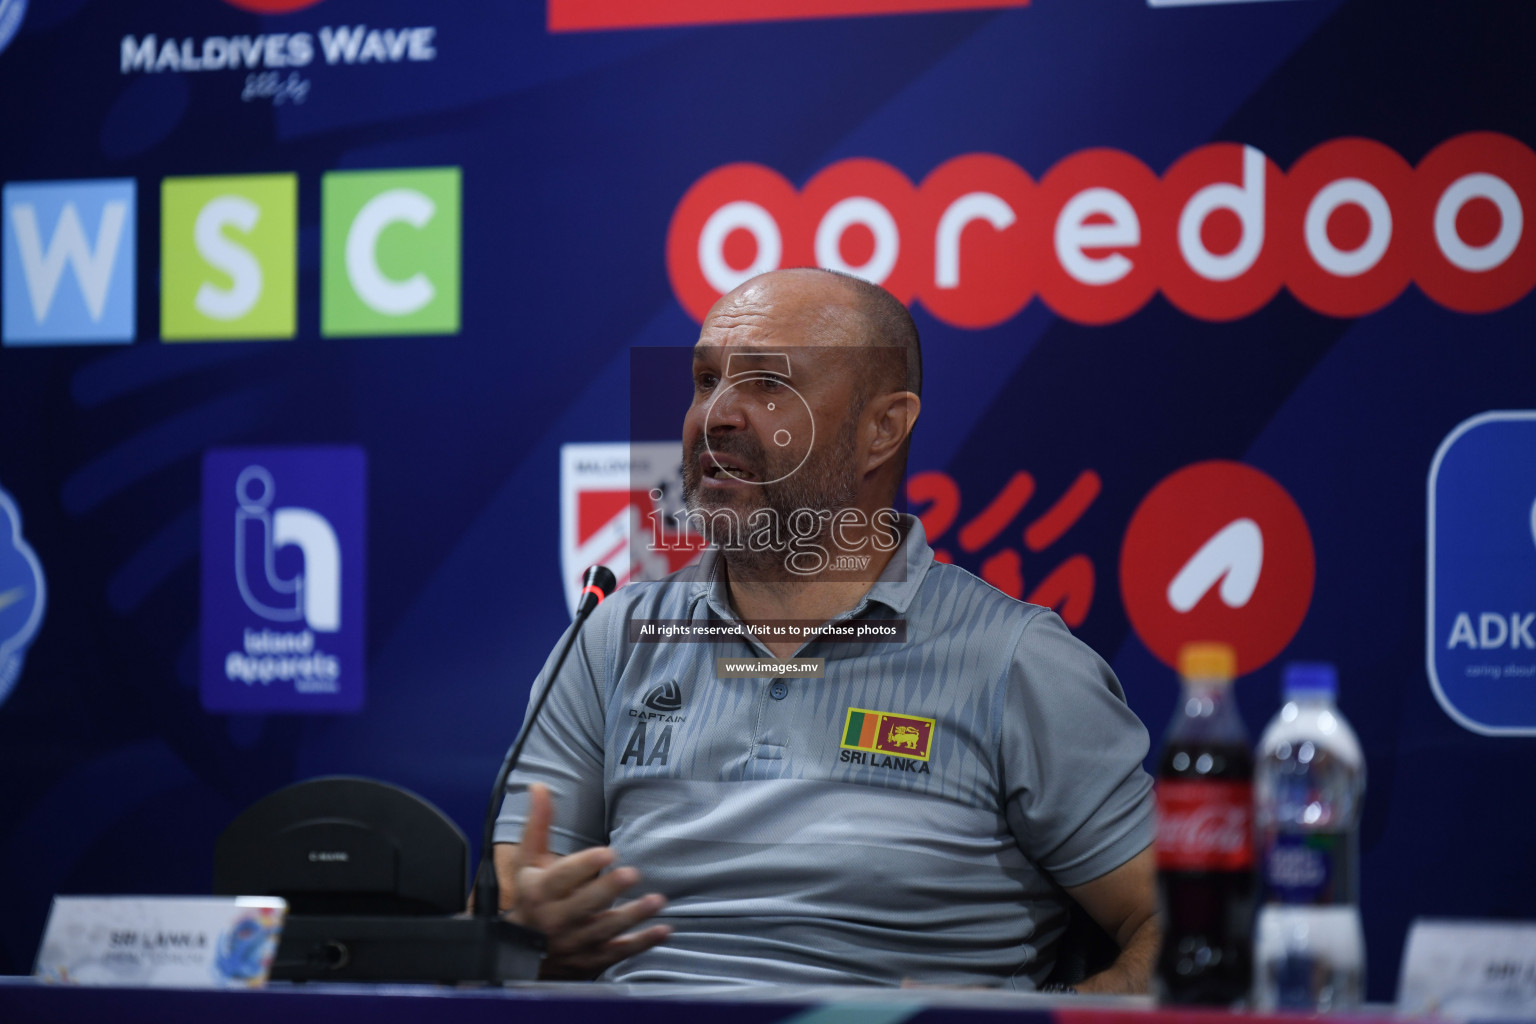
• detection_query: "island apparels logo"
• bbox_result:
[0,483,44,709]
[118,0,439,107]
[200,446,365,713]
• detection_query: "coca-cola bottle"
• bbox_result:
[1155,642,1255,1006]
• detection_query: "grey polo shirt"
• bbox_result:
[494,516,1154,988]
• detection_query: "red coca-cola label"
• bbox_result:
[1155,779,1253,871]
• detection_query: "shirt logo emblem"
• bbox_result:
[643,680,683,712]
[841,707,934,761]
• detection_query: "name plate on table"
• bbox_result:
[1398,918,1536,1019]
[34,895,287,988]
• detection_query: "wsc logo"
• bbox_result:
[321,167,461,337]
[0,484,44,709]
[1428,412,1536,735]
[162,174,297,342]
[200,447,365,713]
[3,179,136,345]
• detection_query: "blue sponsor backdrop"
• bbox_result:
[0,0,1533,998]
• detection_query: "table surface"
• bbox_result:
[0,976,1427,1024]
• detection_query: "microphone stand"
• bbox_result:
[472,565,615,925]
[271,567,614,985]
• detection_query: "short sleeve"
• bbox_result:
[1001,608,1155,887]
[492,600,616,855]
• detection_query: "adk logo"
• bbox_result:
[1428,411,1536,735]
[0,483,44,709]
[201,447,365,713]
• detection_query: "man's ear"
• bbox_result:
[863,391,921,475]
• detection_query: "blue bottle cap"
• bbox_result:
[1283,661,1337,698]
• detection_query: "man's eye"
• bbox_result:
[758,375,786,391]
[694,373,718,391]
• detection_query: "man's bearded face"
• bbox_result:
[680,407,860,560]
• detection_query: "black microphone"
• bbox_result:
[473,565,617,921]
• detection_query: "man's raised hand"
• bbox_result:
[493,782,671,979]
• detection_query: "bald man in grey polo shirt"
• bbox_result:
[493,268,1159,991]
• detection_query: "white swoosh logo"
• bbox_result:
[0,586,26,613]
[1167,518,1263,613]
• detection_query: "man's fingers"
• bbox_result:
[511,848,627,932]
[553,924,672,976]
[522,846,620,906]
[550,893,666,954]
[536,864,639,930]
[513,783,554,867]
[547,863,647,922]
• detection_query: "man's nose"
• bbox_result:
[707,383,749,431]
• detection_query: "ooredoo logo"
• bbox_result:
[1120,461,1314,675]
[667,132,1536,326]
[222,0,324,12]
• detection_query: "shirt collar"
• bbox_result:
[687,513,934,620]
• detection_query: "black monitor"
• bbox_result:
[213,776,468,917]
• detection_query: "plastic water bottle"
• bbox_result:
[1253,662,1366,1011]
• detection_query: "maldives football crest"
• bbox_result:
[559,442,704,618]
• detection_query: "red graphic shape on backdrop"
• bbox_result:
[958,471,1034,552]
[907,468,1099,627]
[1024,470,1101,551]
[1119,461,1314,675]
[1027,554,1094,629]
[915,153,1039,328]
[1281,137,1414,318]
[550,0,1030,32]
[223,0,324,12]
[1412,131,1536,313]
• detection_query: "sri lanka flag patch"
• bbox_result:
[841,707,935,761]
